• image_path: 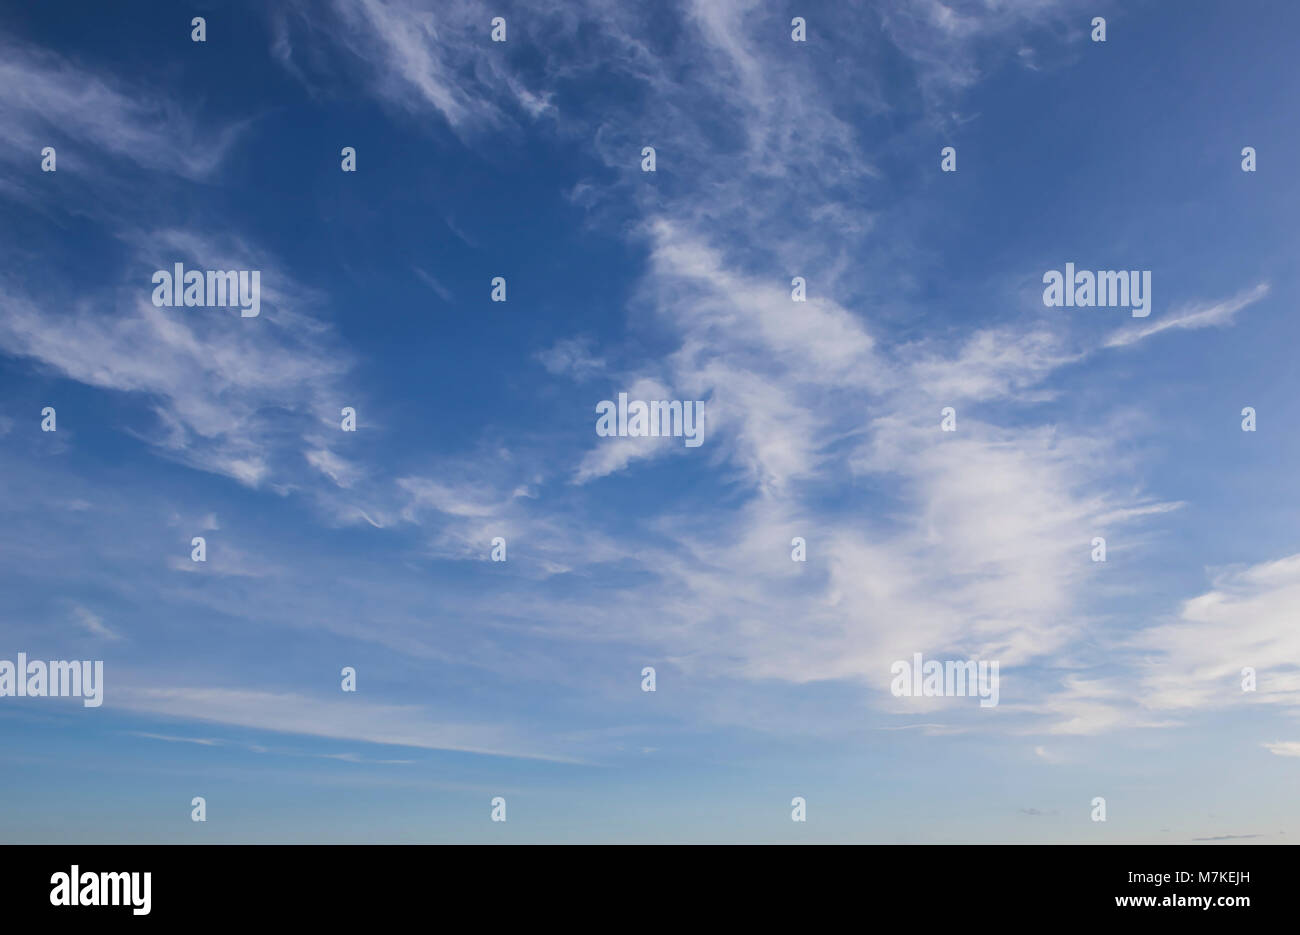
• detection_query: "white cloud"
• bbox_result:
[1134,554,1300,713]
[306,448,363,489]
[71,604,122,641]
[537,337,606,381]
[112,683,582,763]
[0,38,243,180]
[131,732,223,747]
[0,231,353,491]
[878,0,1081,105]
[412,266,454,303]
[276,0,558,134]
[1104,282,1270,349]
[548,214,1174,716]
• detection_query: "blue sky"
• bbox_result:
[1,0,1298,843]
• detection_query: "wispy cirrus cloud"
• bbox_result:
[1105,282,1271,348]
[877,0,1087,105]
[112,683,587,763]
[1134,554,1300,713]
[0,37,244,181]
[71,604,123,641]
[275,0,557,134]
[0,229,353,492]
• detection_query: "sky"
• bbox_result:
[1,0,1298,844]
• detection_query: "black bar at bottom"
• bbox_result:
[0,844,1284,922]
